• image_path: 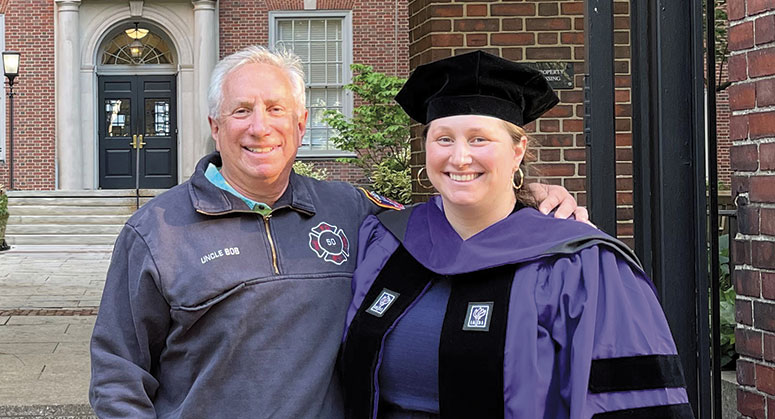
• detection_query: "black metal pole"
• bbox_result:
[630,0,653,280]
[583,0,617,236]
[7,81,13,190]
[629,0,711,416]
[692,0,713,415]
[135,138,141,210]
[705,0,722,417]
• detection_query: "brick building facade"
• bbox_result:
[0,0,736,246]
[729,0,775,416]
[404,0,636,244]
[719,61,733,187]
[0,0,55,190]
[0,0,409,190]
[218,0,410,185]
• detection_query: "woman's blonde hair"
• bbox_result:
[499,120,538,208]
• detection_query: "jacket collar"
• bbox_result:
[379,195,641,275]
[188,152,316,216]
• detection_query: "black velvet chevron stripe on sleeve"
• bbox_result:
[588,354,687,393]
[591,403,695,419]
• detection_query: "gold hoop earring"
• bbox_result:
[512,168,524,190]
[417,167,434,189]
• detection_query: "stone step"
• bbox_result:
[6,215,131,225]
[8,197,141,207]
[2,244,114,253]
[1,190,163,247]
[6,205,136,216]
[6,234,119,246]
[6,224,124,235]
[1,191,166,246]
[7,189,165,198]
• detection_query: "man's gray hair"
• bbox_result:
[207,45,306,119]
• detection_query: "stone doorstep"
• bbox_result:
[0,246,114,254]
[6,190,164,198]
[720,370,737,419]
[0,404,95,418]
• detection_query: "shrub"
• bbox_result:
[292,161,328,181]
[712,233,737,369]
[0,184,7,218]
[323,64,411,204]
[371,160,411,205]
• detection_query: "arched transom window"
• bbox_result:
[101,26,173,65]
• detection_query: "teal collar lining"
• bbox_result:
[204,163,272,216]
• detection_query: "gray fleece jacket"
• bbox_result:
[90,152,382,418]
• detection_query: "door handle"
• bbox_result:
[138,135,146,149]
[130,134,137,149]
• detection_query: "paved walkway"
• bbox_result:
[0,246,742,418]
[0,246,111,417]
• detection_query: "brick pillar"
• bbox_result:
[728,0,775,417]
[405,1,634,247]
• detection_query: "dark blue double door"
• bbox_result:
[98,75,177,189]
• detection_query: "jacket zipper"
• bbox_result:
[263,214,280,274]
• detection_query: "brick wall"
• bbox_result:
[0,0,55,190]
[405,0,634,244]
[219,0,410,185]
[728,0,775,417]
[302,159,370,185]
[719,59,732,187]
[0,1,409,190]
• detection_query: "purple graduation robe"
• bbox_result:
[341,196,693,419]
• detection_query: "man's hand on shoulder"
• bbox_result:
[527,183,591,224]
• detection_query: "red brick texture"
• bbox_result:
[0,0,56,190]
[717,59,733,186]
[0,0,406,189]
[405,0,633,243]
[218,0,411,185]
[218,0,409,82]
[729,1,775,417]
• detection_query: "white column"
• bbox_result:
[192,0,218,161]
[55,0,83,189]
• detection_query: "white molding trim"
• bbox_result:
[73,3,197,189]
[129,0,143,17]
[191,0,217,11]
[96,65,178,76]
[54,0,81,12]
[82,4,193,68]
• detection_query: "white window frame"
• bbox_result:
[96,24,177,76]
[0,14,6,162]
[269,10,354,158]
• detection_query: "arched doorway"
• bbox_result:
[96,22,178,189]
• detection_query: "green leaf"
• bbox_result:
[322,63,411,202]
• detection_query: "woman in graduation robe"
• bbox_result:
[339,51,694,419]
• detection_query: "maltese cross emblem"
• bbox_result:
[308,222,350,265]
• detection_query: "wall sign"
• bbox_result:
[524,62,575,90]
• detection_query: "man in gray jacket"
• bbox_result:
[89,46,584,418]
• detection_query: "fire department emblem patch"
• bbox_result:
[358,187,405,210]
[309,222,350,265]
